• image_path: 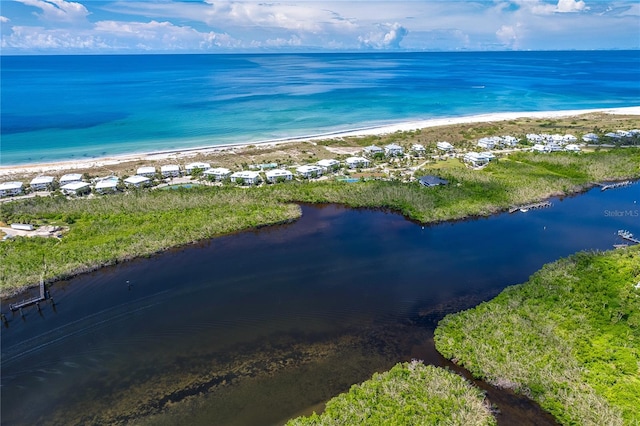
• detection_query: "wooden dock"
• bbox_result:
[617,230,640,245]
[9,278,48,312]
[509,201,552,214]
[595,181,633,191]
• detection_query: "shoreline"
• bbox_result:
[2,106,639,178]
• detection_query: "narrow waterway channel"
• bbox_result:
[1,184,638,425]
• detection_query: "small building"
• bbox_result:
[412,144,426,155]
[418,175,449,187]
[463,152,491,168]
[502,136,519,146]
[29,176,55,191]
[436,141,454,152]
[477,137,497,150]
[161,165,181,178]
[0,181,24,197]
[230,170,261,185]
[345,156,370,169]
[136,166,156,178]
[316,159,340,173]
[563,134,578,143]
[526,134,544,143]
[384,143,404,157]
[60,181,91,196]
[565,144,581,152]
[532,144,549,153]
[11,223,34,231]
[582,133,599,143]
[95,177,120,194]
[546,142,563,152]
[363,145,384,157]
[203,167,232,181]
[296,165,324,179]
[185,162,211,174]
[124,175,151,188]
[264,169,293,183]
[59,173,83,185]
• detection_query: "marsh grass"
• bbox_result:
[435,246,640,425]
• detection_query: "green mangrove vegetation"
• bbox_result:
[1,149,639,296]
[435,246,640,426]
[286,360,496,426]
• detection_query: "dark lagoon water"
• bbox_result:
[1,184,639,425]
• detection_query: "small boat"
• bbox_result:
[520,208,529,213]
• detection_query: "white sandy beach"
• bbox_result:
[2,106,639,178]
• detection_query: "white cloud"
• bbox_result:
[556,0,588,13]
[496,23,523,48]
[1,16,10,23]
[16,0,90,23]
[1,25,107,49]
[359,22,408,49]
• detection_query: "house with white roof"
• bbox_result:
[95,177,120,194]
[412,144,426,155]
[477,137,497,150]
[29,176,55,191]
[203,167,231,181]
[316,159,340,173]
[161,165,181,178]
[264,169,293,183]
[296,165,324,179]
[0,181,24,197]
[532,144,549,153]
[136,166,156,178]
[59,173,83,185]
[124,175,151,188]
[582,133,599,143]
[60,181,91,196]
[502,136,519,146]
[384,143,404,157]
[463,152,491,168]
[565,144,581,152]
[363,145,384,157]
[185,162,211,174]
[230,171,261,185]
[345,156,370,169]
[436,141,454,152]
[526,134,544,143]
[563,134,577,143]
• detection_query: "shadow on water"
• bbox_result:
[1,184,638,425]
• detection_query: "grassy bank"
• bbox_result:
[0,188,301,296]
[434,246,640,425]
[286,360,496,426]
[1,149,639,296]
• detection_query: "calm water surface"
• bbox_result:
[1,184,638,425]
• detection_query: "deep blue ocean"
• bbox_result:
[1,51,639,165]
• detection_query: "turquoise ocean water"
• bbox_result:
[1,51,639,165]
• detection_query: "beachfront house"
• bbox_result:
[59,173,83,185]
[418,175,449,187]
[546,142,563,152]
[582,133,599,143]
[185,162,211,175]
[0,181,24,197]
[436,141,454,152]
[95,176,120,194]
[136,166,157,178]
[60,181,91,196]
[161,165,181,178]
[230,170,261,185]
[412,144,426,155]
[526,134,544,143]
[203,167,232,181]
[532,144,549,153]
[565,144,581,152]
[296,165,324,179]
[264,169,293,183]
[463,152,491,168]
[477,137,498,150]
[345,156,370,169]
[563,134,578,143]
[29,176,55,191]
[316,159,340,173]
[384,144,404,157]
[124,175,151,188]
[502,136,519,147]
[363,145,384,157]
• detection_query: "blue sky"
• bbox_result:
[1,0,638,54]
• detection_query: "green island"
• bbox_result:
[286,360,496,426]
[435,246,640,426]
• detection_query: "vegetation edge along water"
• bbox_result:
[1,148,640,297]
[289,246,639,425]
